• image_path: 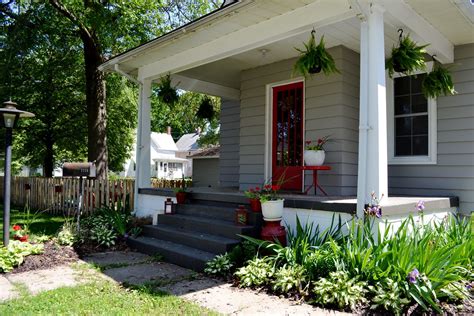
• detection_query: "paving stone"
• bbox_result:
[160,278,352,316]
[0,275,18,302]
[6,265,81,295]
[83,251,151,268]
[103,261,193,285]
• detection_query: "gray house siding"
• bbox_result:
[239,46,360,195]
[219,98,240,187]
[388,44,474,213]
[193,158,220,188]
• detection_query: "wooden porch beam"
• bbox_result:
[138,0,353,81]
[170,74,240,100]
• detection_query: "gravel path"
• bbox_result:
[1,251,352,315]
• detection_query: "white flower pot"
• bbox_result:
[261,199,284,221]
[304,150,325,166]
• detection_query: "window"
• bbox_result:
[387,66,437,164]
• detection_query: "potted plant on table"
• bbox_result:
[244,186,262,212]
[304,135,331,166]
[259,184,284,221]
[293,29,339,77]
[12,224,29,242]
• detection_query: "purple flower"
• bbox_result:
[416,200,425,212]
[408,268,420,284]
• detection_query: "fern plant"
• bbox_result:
[422,61,456,98]
[293,30,339,77]
[386,31,428,78]
[157,74,179,105]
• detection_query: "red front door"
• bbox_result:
[272,82,304,191]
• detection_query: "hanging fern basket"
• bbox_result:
[293,30,339,77]
[196,97,215,120]
[386,30,428,78]
[157,74,179,105]
[422,60,456,99]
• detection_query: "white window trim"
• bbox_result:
[264,77,305,181]
[387,62,437,165]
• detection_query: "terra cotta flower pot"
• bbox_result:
[175,192,187,204]
[249,198,261,212]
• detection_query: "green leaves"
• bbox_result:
[204,253,233,276]
[293,31,339,78]
[0,241,44,273]
[422,62,456,98]
[386,35,428,78]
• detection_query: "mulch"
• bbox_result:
[11,241,79,274]
[10,239,130,274]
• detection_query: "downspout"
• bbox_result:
[114,64,142,213]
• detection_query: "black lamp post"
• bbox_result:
[1,101,34,246]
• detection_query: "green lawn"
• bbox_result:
[0,206,67,242]
[0,280,218,316]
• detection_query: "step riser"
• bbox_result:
[142,226,238,254]
[158,215,256,239]
[176,205,263,225]
[127,238,208,271]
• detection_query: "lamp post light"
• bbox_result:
[1,101,34,246]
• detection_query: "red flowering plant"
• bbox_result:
[244,186,261,200]
[259,183,282,203]
[305,135,331,151]
[12,224,29,242]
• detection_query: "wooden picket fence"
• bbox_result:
[0,177,135,215]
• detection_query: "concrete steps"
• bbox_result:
[128,200,262,271]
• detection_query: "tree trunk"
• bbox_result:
[43,134,54,177]
[82,33,108,179]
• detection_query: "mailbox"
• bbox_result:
[62,162,96,178]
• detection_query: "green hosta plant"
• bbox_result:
[204,253,233,276]
[0,241,44,273]
[293,30,339,77]
[57,220,77,246]
[312,270,368,310]
[369,279,410,315]
[234,257,274,288]
[272,264,307,294]
[422,61,456,98]
[386,33,428,78]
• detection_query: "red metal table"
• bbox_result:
[300,165,331,196]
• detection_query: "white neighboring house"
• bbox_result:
[122,129,187,180]
[175,128,201,177]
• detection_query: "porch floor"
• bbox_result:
[139,187,459,215]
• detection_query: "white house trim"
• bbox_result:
[138,0,353,81]
[264,78,305,184]
[386,62,437,165]
[171,74,240,100]
[381,0,454,64]
[356,3,388,213]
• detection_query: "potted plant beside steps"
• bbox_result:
[259,184,284,221]
[244,186,262,212]
[304,135,331,166]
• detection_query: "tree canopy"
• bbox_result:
[0,0,222,176]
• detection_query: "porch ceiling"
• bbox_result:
[102,0,473,96]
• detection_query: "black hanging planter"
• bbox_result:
[157,74,179,106]
[309,65,322,74]
[196,97,215,120]
[386,29,428,78]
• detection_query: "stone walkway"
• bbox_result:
[1,251,351,315]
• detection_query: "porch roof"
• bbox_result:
[100,0,472,98]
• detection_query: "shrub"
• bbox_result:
[312,270,367,311]
[204,253,233,276]
[234,257,274,288]
[0,241,43,273]
[57,221,77,246]
[227,241,258,268]
[304,245,338,281]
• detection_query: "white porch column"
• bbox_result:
[134,79,152,211]
[356,5,388,216]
